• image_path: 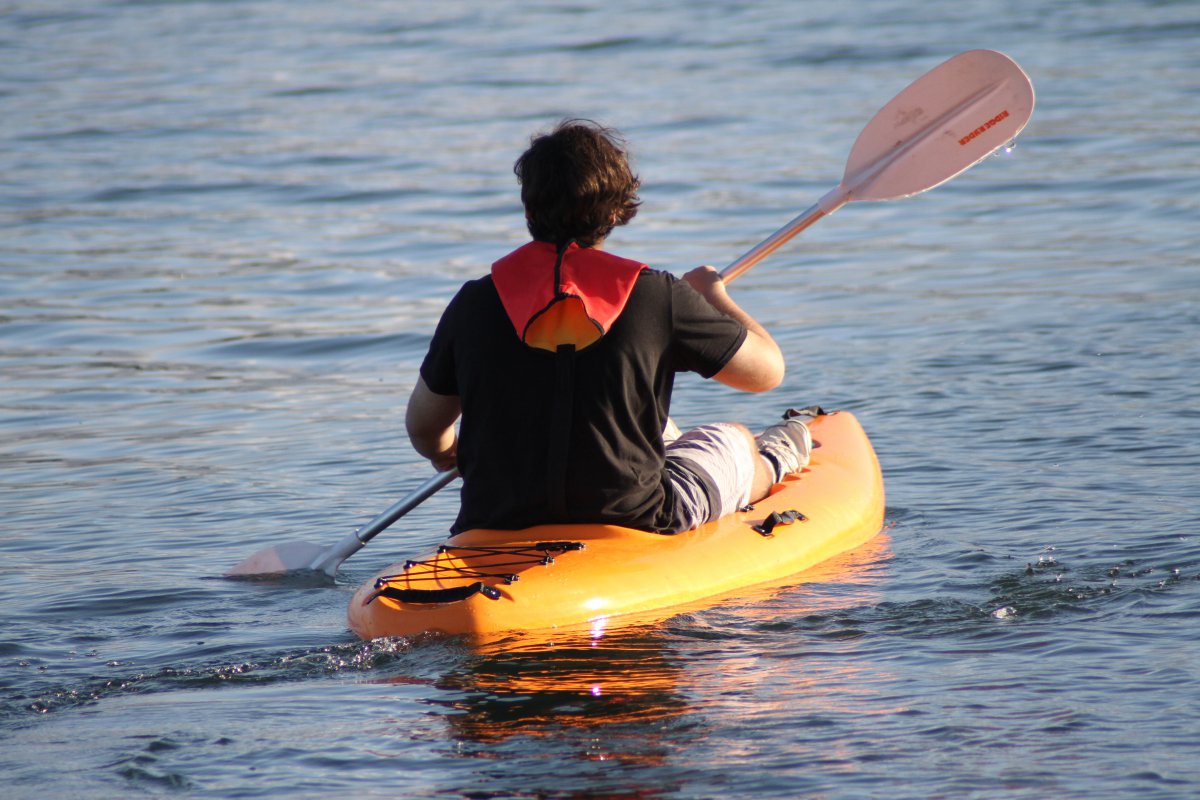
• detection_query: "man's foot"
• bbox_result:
[755,413,813,483]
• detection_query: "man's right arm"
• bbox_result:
[406,377,461,472]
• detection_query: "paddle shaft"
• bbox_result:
[721,187,848,282]
[307,469,457,574]
[359,469,457,545]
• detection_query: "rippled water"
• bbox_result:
[3,1,1199,798]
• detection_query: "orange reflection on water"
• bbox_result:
[367,529,896,771]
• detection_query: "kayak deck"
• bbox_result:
[348,410,884,639]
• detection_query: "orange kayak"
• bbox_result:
[348,410,884,639]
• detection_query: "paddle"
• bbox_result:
[721,49,1035,282]
[226,469,457,577]
[226,50,1032,578]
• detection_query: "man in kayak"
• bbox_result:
[406,119,810,535]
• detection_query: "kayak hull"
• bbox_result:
[348,410,884,639]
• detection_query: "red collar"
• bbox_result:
[491,241,646,351]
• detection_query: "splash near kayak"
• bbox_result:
[348,410,884,639]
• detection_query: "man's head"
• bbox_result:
[514,119,641,248]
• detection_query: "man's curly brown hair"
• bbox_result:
[514,119,641,248]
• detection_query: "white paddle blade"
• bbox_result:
[224,472,456,580]
[844,49,1035,201]
[225,541,329,577]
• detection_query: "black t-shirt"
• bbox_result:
[420,267,747,533]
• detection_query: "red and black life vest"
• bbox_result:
[490,240,647,518]
[491,240,646,351]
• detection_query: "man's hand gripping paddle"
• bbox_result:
[226,49,1033,578]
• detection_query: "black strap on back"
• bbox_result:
[546,342,575,520]
[543,240,579,521]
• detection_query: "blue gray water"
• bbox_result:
[3,1,1198,797]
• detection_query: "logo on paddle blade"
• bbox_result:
[958,109,1010,146]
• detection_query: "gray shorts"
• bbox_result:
[663,423,755,533]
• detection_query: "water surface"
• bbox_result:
[3,1,1199,798]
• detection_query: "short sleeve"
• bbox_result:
[419,288,464,396]
[668,276,748,378]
